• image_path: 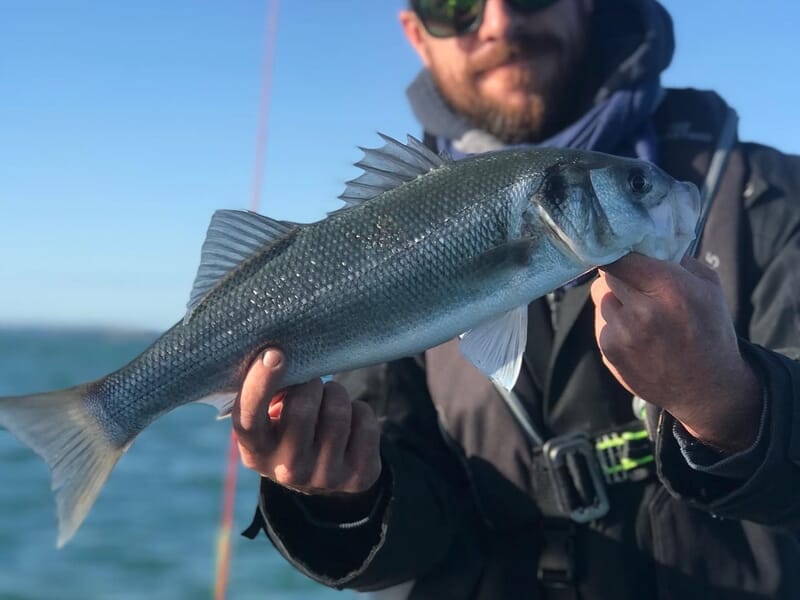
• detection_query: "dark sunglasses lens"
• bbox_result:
[415,0,484,38]
[507,0,559,12]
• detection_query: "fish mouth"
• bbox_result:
[677,181,701,222]
[675,181,702,238]
[665,181,703,260]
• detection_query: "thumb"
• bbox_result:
[234,348,286,436]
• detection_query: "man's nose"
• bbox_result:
[477,0,514,40]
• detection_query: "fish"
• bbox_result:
[0,134,700,546]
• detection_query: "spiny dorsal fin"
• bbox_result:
[335,133,448,212]
[185,209,300,323]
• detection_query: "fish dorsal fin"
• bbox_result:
[335,133,447,211]
[185,209,299,322]
[459,305,528,391]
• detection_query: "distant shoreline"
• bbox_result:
[0,324,162,339]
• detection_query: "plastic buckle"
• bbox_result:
[542,432,610,523]
[595,429,654,485]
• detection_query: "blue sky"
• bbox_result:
[1,1,798,331]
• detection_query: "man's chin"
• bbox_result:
[475,86,545,123]
[470,99,548,144]
[435,73,550,143]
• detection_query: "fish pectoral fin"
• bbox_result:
[185,210,301,323]
[333,133,448,213]
[196,392,238,419]
[459,304,528,391]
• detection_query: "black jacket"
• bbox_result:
[244,87,800,599]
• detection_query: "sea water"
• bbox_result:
[0,328,341,599]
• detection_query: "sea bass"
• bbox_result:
[0,135,700,546]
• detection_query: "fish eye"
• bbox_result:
[628,169,651,195]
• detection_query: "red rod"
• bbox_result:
[215,1,281,598]
[250,0,281,213]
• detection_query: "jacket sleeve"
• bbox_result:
[656,151,800,526]
[242,356,481,591]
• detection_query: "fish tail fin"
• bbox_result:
[0,385,125,547]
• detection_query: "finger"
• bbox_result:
[600,270,638,305]
[589,271,609,306]
[593,288,626,360]
[233,348,285,450]
[591,277,611,348]
[277,378,324,454]
[595,285,623,324]
[267,391,286,421]
[314,381,352,462]
[308,383,353,489]
[343,401,382,493]
[345,400,381,470]
[601,252,679,294]
[680,255,720,283]
[591,272,629,312]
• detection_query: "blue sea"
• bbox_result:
[0,328,343,600]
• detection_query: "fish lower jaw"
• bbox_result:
[631,234,693,262]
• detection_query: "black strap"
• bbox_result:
[538,520,579,599]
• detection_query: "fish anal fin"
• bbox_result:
[196,392,237,420]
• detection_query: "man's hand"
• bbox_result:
[590,253,762,453]
[232,349,382,495]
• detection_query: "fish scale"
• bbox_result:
[0,135,700,546]
[91,165,509,442]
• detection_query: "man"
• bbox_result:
[238,1,800,598]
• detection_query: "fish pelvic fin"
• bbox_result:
[0,385,124,548]
[459,304,528,391]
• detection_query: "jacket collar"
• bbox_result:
[406,0,676,151]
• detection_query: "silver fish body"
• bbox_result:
[0,136,700,546]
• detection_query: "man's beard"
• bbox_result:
[451,83,556,145]
[432,31,588,145]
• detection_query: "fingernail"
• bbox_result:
[262,349,282,369]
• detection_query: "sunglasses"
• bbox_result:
[412,0,560,38]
